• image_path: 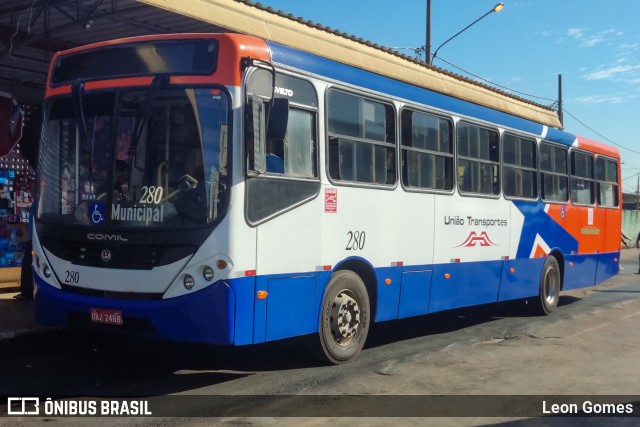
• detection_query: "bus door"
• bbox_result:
[244,69,321,342]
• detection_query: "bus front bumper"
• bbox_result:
[33,275,236,345]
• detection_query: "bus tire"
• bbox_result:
[536,256,561,315]
[314,270,370,364]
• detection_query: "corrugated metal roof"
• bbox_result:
[141,0,560,127]
[0,0,559,126]
[0,0,227,101]
[238,0,553,114]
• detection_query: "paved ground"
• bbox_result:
[0,278,42,340]
[1,249,639,426]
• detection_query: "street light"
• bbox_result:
[428,2,504,65]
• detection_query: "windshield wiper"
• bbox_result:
[130,75,167,169]
[71,82,89,146]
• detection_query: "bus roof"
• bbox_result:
[575,135,621,159]
[139,0,562,129]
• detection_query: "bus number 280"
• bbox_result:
[346,231,366,251]
[64,270,80,284]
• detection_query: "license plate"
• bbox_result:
[90,308,123,326]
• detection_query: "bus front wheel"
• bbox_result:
[315,270,370,364]
[536,256,561,315]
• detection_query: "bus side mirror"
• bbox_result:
[267,98,289,141]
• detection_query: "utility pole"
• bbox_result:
[426,0,431,63]
[558,74,563,127]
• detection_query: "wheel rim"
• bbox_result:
[330,289,361,346]
[543,264,559,306]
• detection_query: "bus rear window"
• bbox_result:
[52,39,218,86]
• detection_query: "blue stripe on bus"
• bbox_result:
[498,257,546,301]
[545,128,577,147]
[34,251,618,346]
[512,200,579,258]
[267,42,566,138]
[428,261,504,313]
[34,274,237,345]
[596,252,621,284]
[563,253,599,290]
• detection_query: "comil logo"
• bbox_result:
[87,233,128,242]
[7,397,39,415]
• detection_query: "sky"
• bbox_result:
[253,0,640,194]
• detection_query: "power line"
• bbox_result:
[409,55,640,176]
[561,108,640,157]
[435,57,640,158]
[434,56,557,104]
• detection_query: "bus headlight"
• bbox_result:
[43,265,52,278]
[183,274,195,290]
[203,266,214,282]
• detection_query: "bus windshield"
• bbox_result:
[37,87,230,228]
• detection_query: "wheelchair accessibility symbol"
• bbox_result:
[88,201,106,225]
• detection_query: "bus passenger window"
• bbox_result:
[283,109,315,178]
[400,109,453,191]
[540,142,569,203]
[570,151,595,205]
[502,133,537,199]
[244,73,320,223]
[327,89,396,185]
[596,157,619,207]
[457,123,499,195]
[262,107,315,177]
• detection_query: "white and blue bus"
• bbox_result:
[33,29,621,364]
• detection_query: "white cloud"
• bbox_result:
[566,27,620,48]
[567,28,584,39]
[617,43,640,60]
[583,65,640,81]
[582,36,604,47]
[573,94,636,104]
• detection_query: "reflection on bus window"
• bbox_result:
[503,133,537,199]
[401,109,453,191]
[38,88,230,227]
[457,123,499,195]
[596,157,619,207]
[540,142,568,203]
[570,151,595,205]
[327,90,395,185]
[284,109,315,178]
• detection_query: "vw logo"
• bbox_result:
[101,249,113,263]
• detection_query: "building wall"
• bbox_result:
[622,210,640,247]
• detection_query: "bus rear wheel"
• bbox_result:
[536,256,561,315]
[315,270,370,364]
